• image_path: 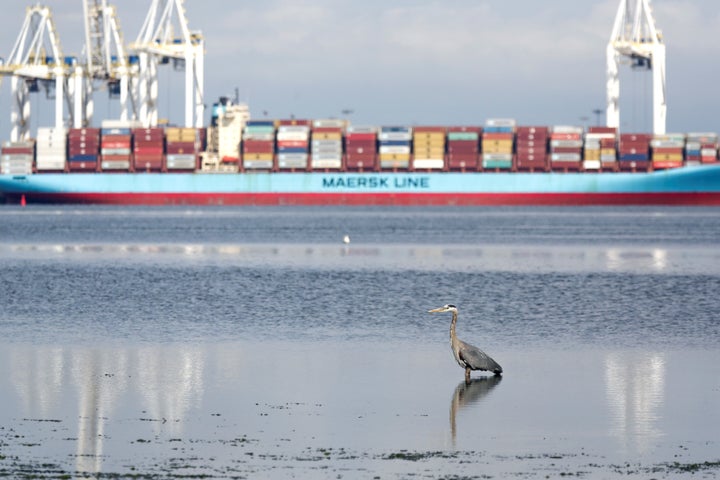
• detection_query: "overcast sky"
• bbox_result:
[1,0,719,138]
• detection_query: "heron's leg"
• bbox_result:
[465,367,471,384]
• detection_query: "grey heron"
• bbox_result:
[429,304,503,382]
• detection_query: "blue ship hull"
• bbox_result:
[2,165,720,205]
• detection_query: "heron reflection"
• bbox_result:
[429,304,503,382]
[450,376,502,445]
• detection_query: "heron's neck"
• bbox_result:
[450,311,458,342]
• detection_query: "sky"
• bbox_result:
[1,0,719,139]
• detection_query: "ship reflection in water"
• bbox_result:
[605,352,666,454]
[2,243,719,274]
[8,345,207,476]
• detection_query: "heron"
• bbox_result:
[428,304,502,382]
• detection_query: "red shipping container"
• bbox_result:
[277,140,308,149]
[448,143,478,154]
[516,139,546,148]
[551,147,582,154]
[587,126,618,134]
[413,126,446,133]
[652,147,683,154]
[516,146,547,156]
[243,141,274,154]
[620,133,653,142]
[447,126,482,134]
[277,119,312,126]
[134,146,164,155]
[619,160,650,171]
[166,143,196,154]
[516,126,549,135]
[68,161,98,172]
[346,133,376,141]
[69,148,100,156]
[447,154,478,170]
[516,154,548,170]
[133,154,163,171]
[483,132,513,140]
[312,127,343,133]
[345,154,376,169]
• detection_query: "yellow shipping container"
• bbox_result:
[379,153,411,161]
[652,153,683,162]
[415,147,446,157]
[313,132,342,141]
[482,140,513,153]
[243,153,274,161]
[583,149,600,161]
[600,148,616,156]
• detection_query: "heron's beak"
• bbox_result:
[428,307,445,313]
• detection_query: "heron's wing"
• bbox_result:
[458,340,502,373]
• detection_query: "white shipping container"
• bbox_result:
[277,132,310,141]
[485,118,516,127]
[378,132,412,141]
[379,145,411,155]
[243,159,274,170]
[277,153,308,169]
[483,153,513,161]
[1,159,33,174]
[552,125,583,134]
[583,160,601,170]
[347,126,377,134]
[311,154,343,169]
[101,160,131,170]
[313,119,346,129]
[650,140,684,148]
[242,133,274,141]
[277,125,310,134]
[550,153,582,162]
[36,155,66,171]
[550,140,584,148]
[701,148,717,156]
[412,159,444,169]
[166,154,196,170]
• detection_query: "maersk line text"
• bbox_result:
[322,176,430,189]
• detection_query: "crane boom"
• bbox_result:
[606,0,666,134]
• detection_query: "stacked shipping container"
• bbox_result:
[482,119,514,170]
[68,128,100,172]
[515,126,548,171]
[447,127,480,171]
[550,126,583,171]
[618,133,651,171]
[345,126,377,171]
[584,127,617,171]
[36,128,67,171]
[413,127,446,170]
[100,127,132,171]
[133,128,164,172]
[242,121,274,170]
[651,133,685,170]
[379,126,412,170]
[1,141,34,174]
[685,133,718,165]
[311,119,344,170]
[277,120,311,170]
[165,128,198,171]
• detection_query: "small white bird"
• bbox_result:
[342,235,351,244]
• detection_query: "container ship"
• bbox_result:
[2,110,720,206]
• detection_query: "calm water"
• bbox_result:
[1,206,719,479]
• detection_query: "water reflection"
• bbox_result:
[2,242,717,274]
[8,345,206,476]
[449,376,502,446]
[605,352,665,454]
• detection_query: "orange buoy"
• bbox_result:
[20,194,26,207]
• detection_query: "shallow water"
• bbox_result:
[1,206,719,478]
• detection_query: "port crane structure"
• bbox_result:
[0,5,71,141]
[132,0,205,128]
[606,0,667,135]
[1,1,203,139]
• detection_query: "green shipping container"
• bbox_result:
[482,159,513,169]
[448,132,479,141]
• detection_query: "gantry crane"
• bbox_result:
[0,5,71,141]
[82,0,138,126]
[131,0,205,128]
[606,0,666,134]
